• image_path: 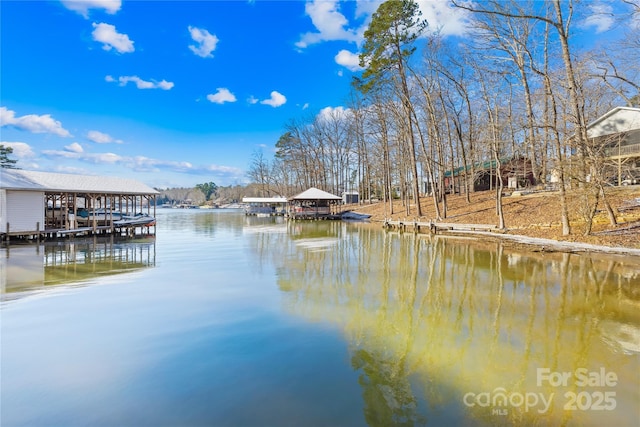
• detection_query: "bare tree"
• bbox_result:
[248,149,271,197]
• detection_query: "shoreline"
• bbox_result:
[370,219,640,256]
[350,188,640,254]
[445,229,640,256]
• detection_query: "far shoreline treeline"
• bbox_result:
[155,182,268,207]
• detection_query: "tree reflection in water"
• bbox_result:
[246,221,640,427]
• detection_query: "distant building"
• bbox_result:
[342,191,359,205]
[443,156,536,193]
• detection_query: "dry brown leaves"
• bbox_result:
[349,187,640,249]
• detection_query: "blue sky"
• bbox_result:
[1,0,637,188]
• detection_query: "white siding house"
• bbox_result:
[586,107,640,185]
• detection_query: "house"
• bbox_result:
[288,187,342,219]
[443,156,536,193]
[586,106,640,185]
[1,169,158,239]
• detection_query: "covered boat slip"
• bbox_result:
[243,188,368,220]
[1,169,158,241]
[242,197,288,216]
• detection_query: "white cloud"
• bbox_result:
[247,96,259,105]
[0,107,16,126]
[296,0,360,48]
[129,157,244,178]
[64,142,84,153]
[1,141,35,158]
[92,22,134,53]
[188,26,219,58]
[107,75,174,90]
[318,106,352,122]
[302,103,310,110]
[41,148,244,179]
[335,49,363,71]
[87,130,123,144]
[40,142,246,181]
[43,149,122,163]
[157,80,174,90]
[61,0,121,18]
[0,107,72,137]
[207,88,237,104]
[93,152,123,163]
[132,156,193,172]
[260,91,287,107]
[296,0,470,50]
[580,3,615,33]
[354,0,381,19]
[205,164,244,175]
[415,0,471,37]
[41,149,80,159]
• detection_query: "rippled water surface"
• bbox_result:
[2,209,639,426]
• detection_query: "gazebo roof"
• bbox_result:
[289,187,341,201]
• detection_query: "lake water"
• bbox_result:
[1,209,639,427]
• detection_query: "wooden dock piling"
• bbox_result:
[383,219,500,234]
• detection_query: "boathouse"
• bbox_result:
[288,187,342,219]
[0,169,158,240]
[242,196,288,216]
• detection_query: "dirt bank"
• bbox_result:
[348,187,640,251]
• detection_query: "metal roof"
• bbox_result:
[587,107,640,137]
[242,197,288,203]
[0,169,159,195]
[289,187,341,200]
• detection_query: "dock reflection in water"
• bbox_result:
[1,237,156,299]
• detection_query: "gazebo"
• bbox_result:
[288,187,342,219]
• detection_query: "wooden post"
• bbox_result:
[618,134,622,186]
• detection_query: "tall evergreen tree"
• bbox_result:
[357,0,426,216]
[0,145,18,169]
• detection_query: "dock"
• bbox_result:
[3,221,156,243]
[383,219,500,233]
